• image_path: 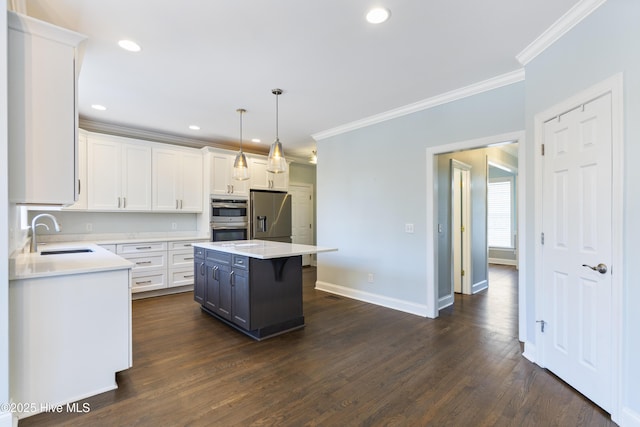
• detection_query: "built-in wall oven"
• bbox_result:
[210,198,248,242]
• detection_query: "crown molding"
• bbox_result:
[312,68,525,141]
[516,0,608,66]
[79,118,269,156]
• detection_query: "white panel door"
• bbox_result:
[541,93,612,412]
[290,185,313,266]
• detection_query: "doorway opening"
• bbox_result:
[426,131,526,343]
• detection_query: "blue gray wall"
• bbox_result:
[317,82,524,309]
[523,0,640,417]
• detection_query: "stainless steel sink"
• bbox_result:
[40,249,94,255]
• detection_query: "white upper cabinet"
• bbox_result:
[87,134,152,211]
[249,156,289,192]
[152,146,203,212]
[8,12,87,206]
[210,149,249,197]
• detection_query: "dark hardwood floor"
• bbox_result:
[20,265,613,426]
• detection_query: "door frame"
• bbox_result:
[289,182,315,265]
[450,159,472,295]
[533,73,623,420]
[426,130,527,343]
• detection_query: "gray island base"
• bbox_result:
[192,240,337,340]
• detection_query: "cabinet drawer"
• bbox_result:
[169,267,195,288]
[117,241,166,254]
[168,240,207,251]
[123,253,166,272]
[206,250,231,265]
[232,255,248,270]
[131,272,167,293]
[169,250,195,268]
[194,246,205,258]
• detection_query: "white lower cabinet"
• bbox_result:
[116,239,207,294]
[117,242,167,293]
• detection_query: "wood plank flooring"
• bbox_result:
[20,265,613,426]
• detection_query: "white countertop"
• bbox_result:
[193,240,338,260]
[10,242,134,280]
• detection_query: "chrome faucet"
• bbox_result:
[30,213,61,253]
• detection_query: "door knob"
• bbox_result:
[582,263,608,274]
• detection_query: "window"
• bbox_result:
[487,177,514,248]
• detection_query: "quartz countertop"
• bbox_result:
[192,240,338,260]
[10,242,134,280]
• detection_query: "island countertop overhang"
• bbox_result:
[192,240,337,259]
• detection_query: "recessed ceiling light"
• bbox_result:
[91,104,107,111]
[118,39,142,52]
[251,138,261,143]
[188,125,200,130]
[366,7,391,24]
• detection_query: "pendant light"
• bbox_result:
[232,108,250,180]
[267,88,287,173]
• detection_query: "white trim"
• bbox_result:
[313,69,525,141]
[438,294,454,310]
[516,0,608,65]
[450,159,472,296]
[426,131,526,326]
[315,281,429,317]
[488,258,517,266]
[471,279,488,294]
[533,73,623,422]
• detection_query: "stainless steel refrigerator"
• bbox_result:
[250,190,292,243]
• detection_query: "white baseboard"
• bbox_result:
[472,279,488,294]
[438,294,454,310]
[620,407,640,427]
[488,258,517,266]
[315,281,430,317]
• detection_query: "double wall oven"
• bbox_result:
[210,198,248,242]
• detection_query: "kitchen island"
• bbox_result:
[192,240,337,340]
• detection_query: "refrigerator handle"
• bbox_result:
[257,216,267,232]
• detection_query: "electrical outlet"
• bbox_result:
[405,223,414,233]
[171,222,177,230]
[368,273,374,283]
[86,223,92,232]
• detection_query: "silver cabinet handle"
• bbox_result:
[183,274,194,279]
[135,280,152,285]
[582,263,608,274]
[136,261,153,265]
[118,197,121,208]
[184,257,194,260]
[230,270,235,286]
[123,197,127,208]
[136,246,152,250]
[180,199,183,209]
[199,262,205,275]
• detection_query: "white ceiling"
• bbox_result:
[25,0,581,162]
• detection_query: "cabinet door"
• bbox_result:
[122,142,152,210]
[180,151,203,212]
[231,268,250,329]
[211,152,232,195]
[152,148,181,211]
[249,157,270,190]
[194,259,206,304]
[271,162,289,191]
[203,263,218,310]
[87,137,122,210]
[217,264,232,321]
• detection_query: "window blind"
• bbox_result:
[488,179,513,248]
